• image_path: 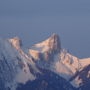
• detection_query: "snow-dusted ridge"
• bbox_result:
[0,37,41,90]
[0,34,90,90]
[28,34,90,87]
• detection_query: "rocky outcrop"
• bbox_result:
[9,37,22,50]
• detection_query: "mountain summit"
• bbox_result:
[29,34,61,61]
[9,37,22,50]
[0,34,90,90]
[33,34,61,53]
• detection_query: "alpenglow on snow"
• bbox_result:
[0,34,90,90]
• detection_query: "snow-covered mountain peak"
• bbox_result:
[9,37,22,50]
[0,34,90,90]
[32,34,61,53]
[28,34,61,61]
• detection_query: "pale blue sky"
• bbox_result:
[0,0,90,58]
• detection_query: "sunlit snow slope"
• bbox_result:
[0,34,90,90]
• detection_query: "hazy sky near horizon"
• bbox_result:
[0,0,90,58]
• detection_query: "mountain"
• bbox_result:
[0,34,90,90]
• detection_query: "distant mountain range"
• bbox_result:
[0,34,90,90]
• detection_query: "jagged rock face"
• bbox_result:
[30,34,61,61]
[43,34,61,61]
[46,34,61,54]
[60,49,80,74]
[70,64,90,87]
[33,34,61,53]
